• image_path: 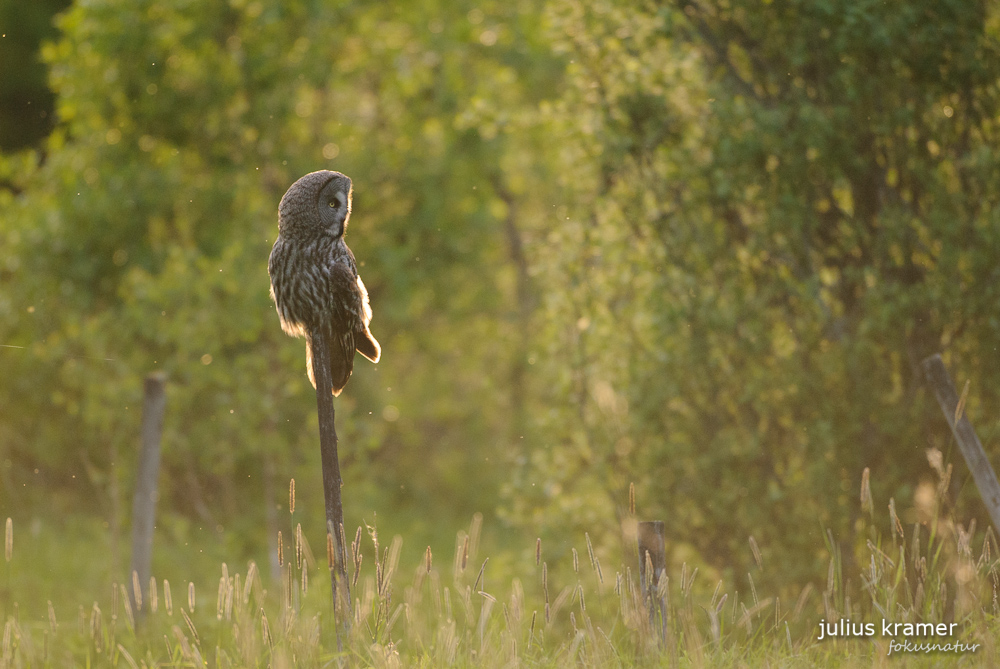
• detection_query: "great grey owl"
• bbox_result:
[268,170,380,396]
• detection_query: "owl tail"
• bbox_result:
[356,327,381,363]
[306,334,354,396]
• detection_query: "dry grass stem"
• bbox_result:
[749,536,762,570]
[117,642,139,669]
[180,608,200,646]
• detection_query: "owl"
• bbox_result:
[268,170,381,396]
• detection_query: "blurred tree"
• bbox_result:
[4,0,1000,603]
[499,0,1000,593]
[0,0,559,569]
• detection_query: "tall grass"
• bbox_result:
[2,456,999,667]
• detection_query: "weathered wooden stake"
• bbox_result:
[309,328,351,642]
[637,520,667,638]
[922,354,1000,535]
[129,371,167,622]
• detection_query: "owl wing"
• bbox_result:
[304,251,380,395]
[324,261,366,395]
[354,275,381,363]
[342,245,380,362]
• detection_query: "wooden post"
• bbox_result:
[129,372,167,622]
[922,354,1000,535]
[637,520,667,638]
[309,329,351,642]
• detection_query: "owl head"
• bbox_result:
[278,170,353,239]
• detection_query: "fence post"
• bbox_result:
[922,354,1000,535]
[129,371,167,622]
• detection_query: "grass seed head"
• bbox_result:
[352,526,362,564]
[260,608,272,647]
[353,552,363,589]
[149,576,160,613]
[164,579,173,616]
[120,583,135,630]
[860,467,874,517]
[132,570,142,612]
[889,498,904,539]
[217,577,226,620]
[90,602,102,650]
[296,524,303,570]
[225,577,234,620]
[244,562,258,604]
[749,536,763,570]
[792,583,813,621]
[955,378,971,424]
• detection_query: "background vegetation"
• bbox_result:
[3,0,1000,662]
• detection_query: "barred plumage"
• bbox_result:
[268,170,380,396]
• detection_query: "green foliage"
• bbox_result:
[3,0,1000,627]
[497,0,1000,596]
[0,0,557,565]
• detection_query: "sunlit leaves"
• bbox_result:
[496,0,1000,596]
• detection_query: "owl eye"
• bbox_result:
[328,197,340,209]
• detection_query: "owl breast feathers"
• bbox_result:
[268,170,381,396]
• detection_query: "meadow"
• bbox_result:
[4,1,1000,667]
[3,464,997,667]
